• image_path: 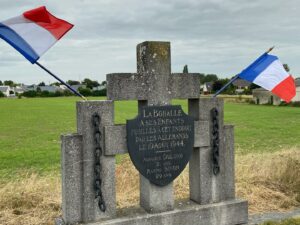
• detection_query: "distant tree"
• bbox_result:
[36,87,41,93]
[0,80,3,85]
[67,80,80,85]
[78,87,92,96]
[92,89,107,96]
[212,78,235,94]
[198,73,205,84]
[51,82,61,86]
[40,91,50,97]
[101,81,107,86]
[4,80,14,87]
[82,78,99,89]
[183,65,188,73]
[63,90,73,96]
[0,91,5,97]
[203,74,218,83]
[22,90,37,97]
[283,64,290,72]
[38,82,46,86]
[212,80,223,93]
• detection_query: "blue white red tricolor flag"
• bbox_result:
[0,6,73,64]
[239,53,296,103]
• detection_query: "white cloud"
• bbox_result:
[0,0,299,84]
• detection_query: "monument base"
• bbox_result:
[56,199,248,225]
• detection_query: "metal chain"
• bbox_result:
[211,108,220,175]
[92,113,106,212]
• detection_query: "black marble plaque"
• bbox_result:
[126,105,194,186]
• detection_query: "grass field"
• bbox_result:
[0,97,300,225]
[262,218,300,225]
[0,97,300,180]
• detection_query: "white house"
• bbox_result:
[232,79,251,94]
[200,82,213,95]
[253,77,300,105]
[0,86,15,97]
[40,85,61,93]
[60,84,86,91]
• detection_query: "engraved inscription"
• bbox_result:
[126,105,194,186]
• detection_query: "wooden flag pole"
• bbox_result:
[213,46,275,98]
[35,62,88,101]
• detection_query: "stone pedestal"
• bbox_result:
[57,41,248,225]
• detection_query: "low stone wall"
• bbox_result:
[252,89,281,105]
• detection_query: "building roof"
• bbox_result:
[40,86,58,92]
[0,86,9,92]
[232,79,251,87]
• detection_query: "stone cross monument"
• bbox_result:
[57,41,248,225]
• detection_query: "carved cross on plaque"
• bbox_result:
[106,41,204,213]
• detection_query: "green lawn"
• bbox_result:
[0,97,299,180]
[261,218,300,225]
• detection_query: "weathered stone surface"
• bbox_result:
[54,217,66,225]
[194,121,209,148]
[198,98,224,125]
[188,98,233,204]
[86,199,248,225]
[223,125,235,200]
[140,175,174,213]
[104,121,209,156]
[170,73,200,99]
[136,42,174,212]
[59,41,248,225]
[107,73,200,101]
[106,73,145,100]
[106,41,200,102]
[104,125,127,155]
[77,101,116,222]
[61,133,83,224]
[137,41,171,106]
[189,146,212,204]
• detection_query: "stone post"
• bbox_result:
[77,100,116,222]
[137,41,174,213]
[61,133,83,224]
[188,97,235,204]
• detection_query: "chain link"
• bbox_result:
[211,108,220,175]
[92,113,106,212]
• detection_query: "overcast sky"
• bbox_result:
[0,0,299,84]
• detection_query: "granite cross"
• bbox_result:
[105,41,205,212]
[60,41,245,225]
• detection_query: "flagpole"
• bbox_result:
[35,62,88,101]
[213,74,239,97]
[212,46,275,98]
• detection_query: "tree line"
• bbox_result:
[0,78,107,98]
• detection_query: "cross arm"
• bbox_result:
[106,73,201,101]
[104,121,209,156]
[170,73,201,99]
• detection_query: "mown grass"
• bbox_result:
[0,97,300,225]
[0,97,299,180]
[262,218,300,225]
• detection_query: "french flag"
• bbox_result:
[239,53,296,103]
[0,6,73,64]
